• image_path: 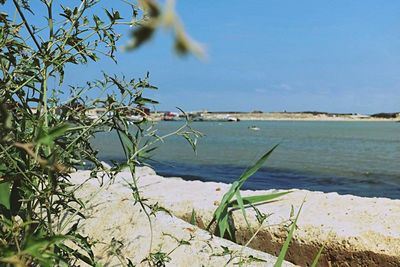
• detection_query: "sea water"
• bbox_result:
[92,121,400,199]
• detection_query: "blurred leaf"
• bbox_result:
[36,124,70,146]
[128,25,155,50]
[190,208,196,226]
[134,96,158,105]
[10,179,21,216]
[181,132,197,153]
[174,26,204,58]
[23,235,66,267]
[139,0,160,17]
[0,103,12,129]
[0,182,10,210]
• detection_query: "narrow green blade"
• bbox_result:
[237,144,279,188]
[0,182,10,210]
[274,201,304,267]
[311,244,325,267]
[190,209,197,226]
[235,190,252,233]
[218,207,230,238]
[228,191,290,208]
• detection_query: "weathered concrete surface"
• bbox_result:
[71,170,295,266]
[90,167,400,267]
[70,167,400,266]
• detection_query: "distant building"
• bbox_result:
[163,112,180,121]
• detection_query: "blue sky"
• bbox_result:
[5,1,400,113]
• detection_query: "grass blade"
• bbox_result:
[208,145,279,229]
[228,191,290,208]
[274,200,304,267]
[208,182,239,230]
[237,144,279,187]
[218,207,230,238]
[235,190,252,234]
[311,244,325,267]
[190,209,197,226]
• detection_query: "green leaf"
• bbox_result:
[117,130,134,159]
[237,144,279,187]
[228,191,291,208]
[208,145,279,237]
[190,208,197,226]
[23,235,67,267]
[311,244,325,267]
[274,201,304,267]
[217,206,230,238]
[36,124,70,146]
[0,182,10,210]
[234,190,252,233]
[181,132,197,153]
[113,10,122,20]
[128,25,155,50]
[134,96,159,105]
[104,9,114,23]
[10,180,21,216]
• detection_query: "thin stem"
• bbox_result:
[12,0,43,54]
[46,0,54,40]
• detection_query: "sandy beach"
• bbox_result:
[150,111,400,122]
[69,167,400,266]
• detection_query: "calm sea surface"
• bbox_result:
[92,121,400,199]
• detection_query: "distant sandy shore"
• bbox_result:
[150,112,400,122]
[205,112,399,121]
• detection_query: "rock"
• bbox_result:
[132,167,400,267]
[70,168,400,266]
[70,170,294,266]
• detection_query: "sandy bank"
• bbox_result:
[71,167,400,266]
[150,112,399,122]
[198,112,399,122]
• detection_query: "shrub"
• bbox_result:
[0,1,200,265]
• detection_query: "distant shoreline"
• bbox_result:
[150,111,400,122]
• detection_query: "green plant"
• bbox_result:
[0,0,200,266]
[141,233,193,267]
[274,202,303,267]
[274,201,325,267]
[207,144,290,241]
[310,244,325,267]
[207,146,323,266]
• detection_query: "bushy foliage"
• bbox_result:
[0,0,200,265]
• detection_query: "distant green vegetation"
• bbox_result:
[371,112,399,118]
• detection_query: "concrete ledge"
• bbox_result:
[129,167,400,267]
[70,167,400,266]
[71,170,294,266]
